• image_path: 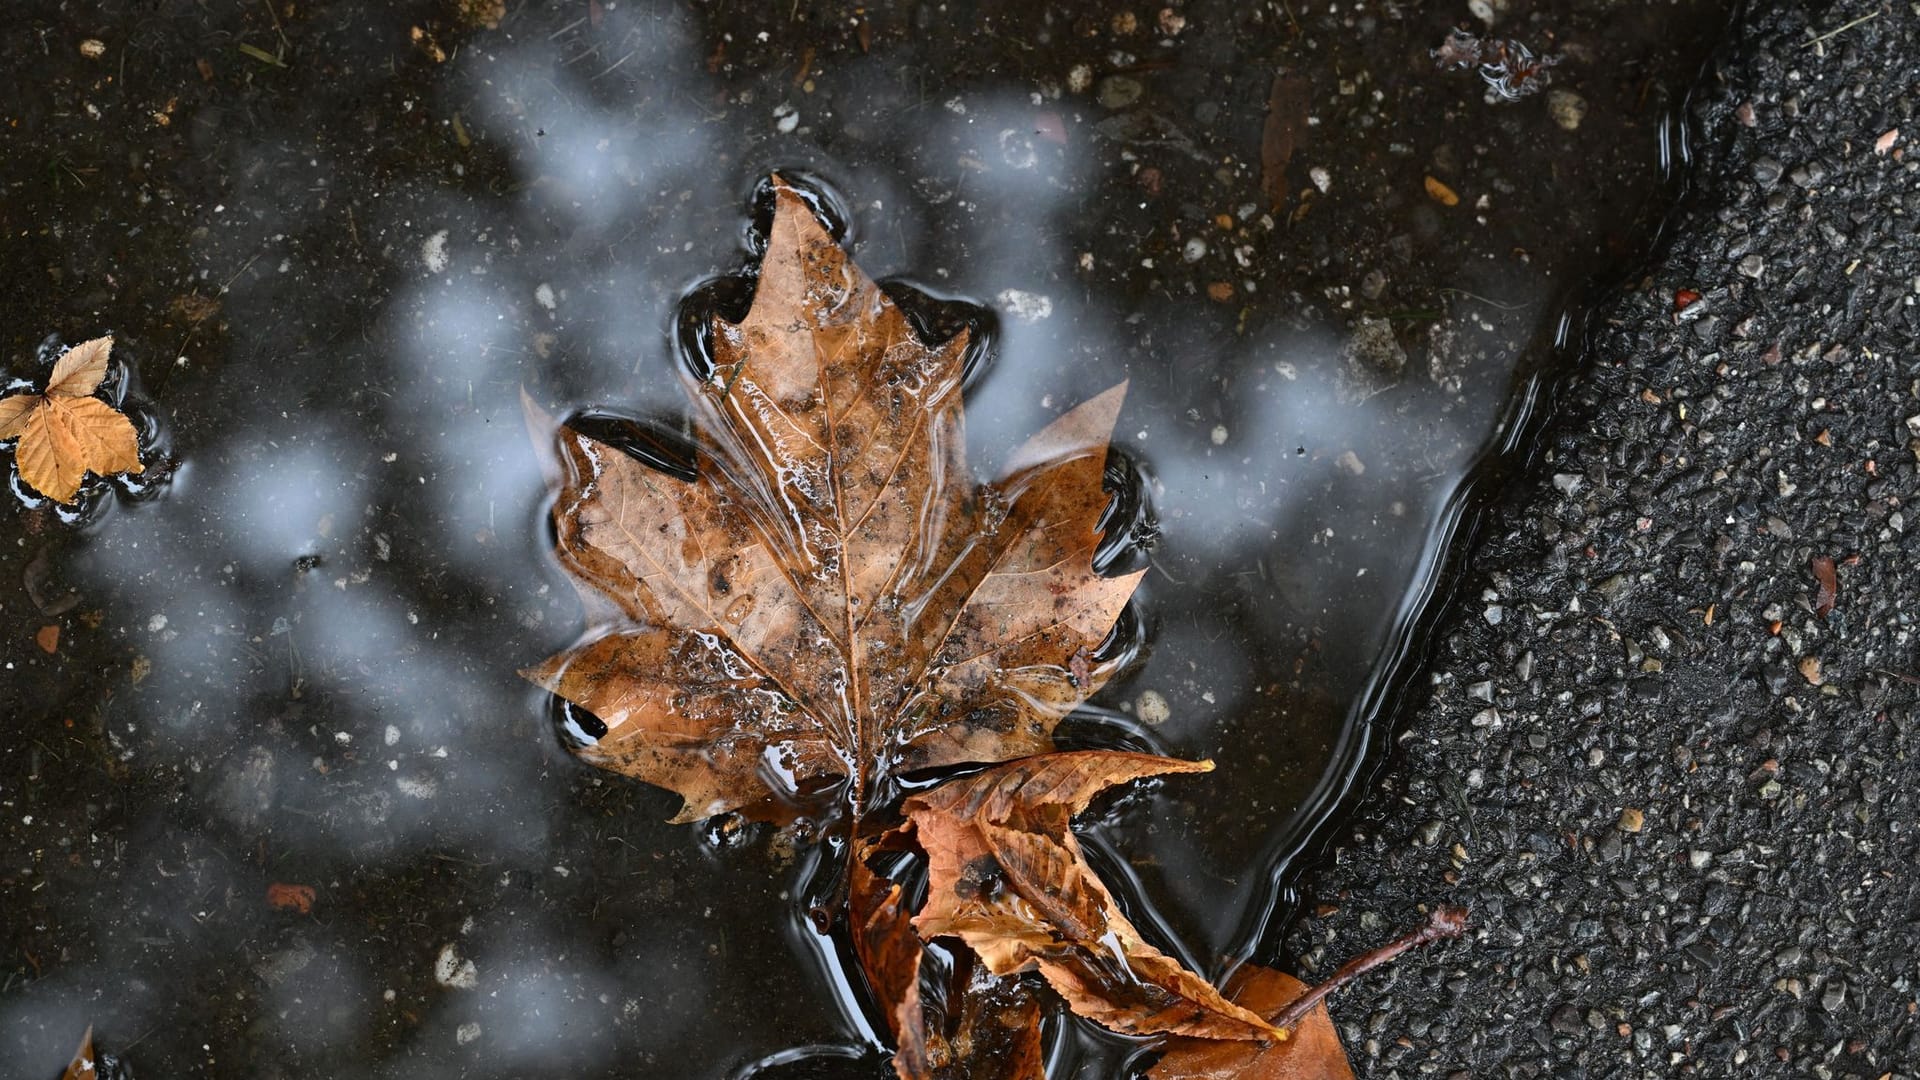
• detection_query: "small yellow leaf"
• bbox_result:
[13,388,143,504]
[1424,175,1460,206]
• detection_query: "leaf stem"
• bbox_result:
[1271,905,1469,1033]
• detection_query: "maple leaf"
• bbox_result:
[0,336,144,504]
[523,176,1142,823]
[902,750,1283,1043]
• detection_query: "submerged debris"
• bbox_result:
[62,1026,135,1080]
[1432,28,1562,100]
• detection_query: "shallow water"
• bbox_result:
[1,1,1727,1075]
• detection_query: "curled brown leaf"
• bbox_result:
[905,751,1281,1042]
[851,843,1045,1080]
[1811,555,1839,617]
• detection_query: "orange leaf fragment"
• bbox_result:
[1423,175,1459,206]
[1152,905,1468,1079]
[0,336,144,504]
[1147,968,1354,1080]
[904,751,1281,1042]
[36,625,60,654]
[266,882,317,913]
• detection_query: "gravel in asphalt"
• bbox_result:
[1294,2,1920,1076]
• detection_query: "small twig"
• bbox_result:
[263,0,292,50]
[1271,906,1469,1033]
[1438,287,1528,312]
[220,253,263,293]
[1802,11,1879,48]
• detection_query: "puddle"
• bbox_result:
[1,0,1729,1075]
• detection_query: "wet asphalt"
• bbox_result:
[1291,1,1920,1076]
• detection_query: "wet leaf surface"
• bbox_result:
[852,849,1046,1080]
[0,336,144,504]
[904,751,1279,1042]
[524,177,1141,824]
[526,179,1332,1074]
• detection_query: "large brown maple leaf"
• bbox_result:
[524,177,1143,824]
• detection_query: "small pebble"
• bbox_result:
[1097,76,1143,110]
[1135,690,1171,725]
[1546,90,1588,132]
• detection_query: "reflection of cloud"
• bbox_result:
[261,940,373,1054]
[406,926,697,1078]
[217,432,367,570]
[463,10,712,237]
[0,993,114,1074]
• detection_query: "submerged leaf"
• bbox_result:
[851,841,1048,1080]
[904,751,1281,1042]
[524,178,1141,822]
[0,336,144,504]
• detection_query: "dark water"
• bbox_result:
[1,1,1727,1076]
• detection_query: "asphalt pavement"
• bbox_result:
[1292,1,1920,1076]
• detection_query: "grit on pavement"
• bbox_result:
[1292,1,1920,1076]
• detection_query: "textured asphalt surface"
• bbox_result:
[1291,1,1920,1076]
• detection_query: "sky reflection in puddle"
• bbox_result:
[0,0,1727,1073]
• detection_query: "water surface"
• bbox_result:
[0,0,1727,1074]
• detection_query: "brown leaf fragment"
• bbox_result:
[1,336,144,504]
[1150,906,1468,1080]
[524,178,1142,823]
[851,844,1045,1080]
[266,882,317,913]
[1811,555,1839,617]
[851,849,931,1073]
[1146,968,1353,1080]
[905,751,1280,1042]
[35,624,59,654]
[63,1026,99,1080]
[1260,73,1310,209]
